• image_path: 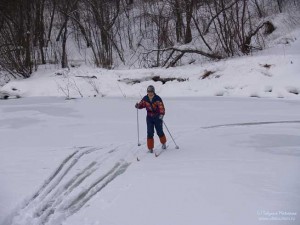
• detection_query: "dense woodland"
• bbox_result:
[0,0,299,78]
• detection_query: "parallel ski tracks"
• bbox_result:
[10,146,131,225]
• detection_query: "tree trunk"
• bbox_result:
[61,24,68,68]
[184,0,194,44]
[47,0,56,47]
[25,0,32,76]
[174,0,183,42]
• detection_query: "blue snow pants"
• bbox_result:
[147,115,164,138]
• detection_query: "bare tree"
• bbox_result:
[0,0,298,78]
[80,0,123,68]
[0,0,34,77]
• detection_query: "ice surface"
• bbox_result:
[0,97,299,225]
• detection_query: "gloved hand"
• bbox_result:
[159,114,164,120]
[135,103,139,108]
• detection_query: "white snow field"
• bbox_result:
[0,96,299,225]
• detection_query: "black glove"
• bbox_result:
[135,103,139,108]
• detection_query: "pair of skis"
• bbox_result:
[136,145,168,161]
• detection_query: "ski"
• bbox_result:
[154,145,168,157]
[154,150,163,157]
[136,150,153,161]
[137,145,174,161]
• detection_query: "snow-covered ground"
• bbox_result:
[1,28,300,100]
[0,96,299,225]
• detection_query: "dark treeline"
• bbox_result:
[0,0,298,78]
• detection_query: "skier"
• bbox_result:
[135,85,167,153]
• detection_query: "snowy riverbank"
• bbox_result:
[1,29,300,100]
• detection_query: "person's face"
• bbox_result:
[147,91,154,98]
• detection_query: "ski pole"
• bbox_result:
[137,108,141,146]
[163,121,179,149]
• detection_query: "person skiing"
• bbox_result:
[135,85,167,153]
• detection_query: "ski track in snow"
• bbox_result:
[8,145,133,225]
[201,120,300,129]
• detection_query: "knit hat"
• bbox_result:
[147,85,155,93]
